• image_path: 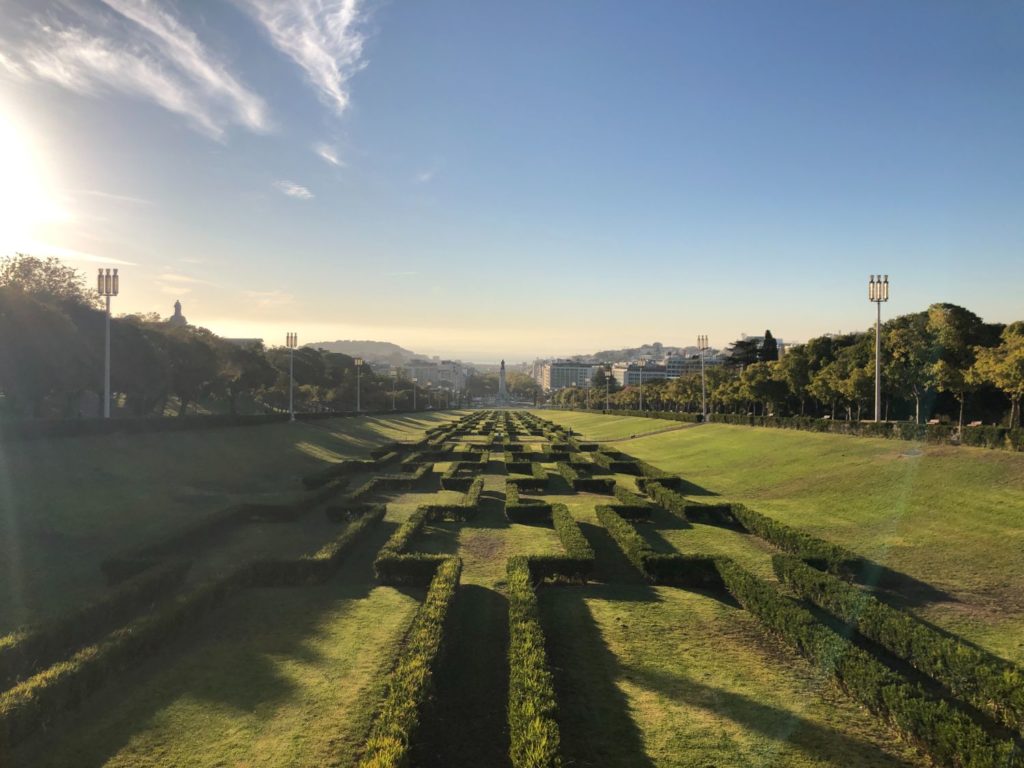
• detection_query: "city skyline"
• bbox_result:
[1,2,1022,361]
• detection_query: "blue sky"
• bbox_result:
[1,1,1022,362]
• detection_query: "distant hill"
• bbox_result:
[305,340,419,365]
[569,342,698,362]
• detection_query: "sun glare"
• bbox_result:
[0,111,69,255]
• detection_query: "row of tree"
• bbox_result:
[0,256,458,418]
[552,310,1024,427]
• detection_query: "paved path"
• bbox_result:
[601,421,702,442]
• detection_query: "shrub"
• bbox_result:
[507,556,563,768]
[359,557,462,768]
[774,554,1024,736]
[302,459,375,489]
[613,485,651,508]
[715,558,1021,768]
[0,560,190,688]
[505,482,553,524]
[574,477,616,494]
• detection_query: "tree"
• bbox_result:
[724,338,759,369]
[0,254,103,308]
[885,312,933,424]
[759,330,779,362]
[775,345,811,414]
[808,362,844,420]
[220,342,277,415]
[927,303,985,428]
[970,323,1024,427]
[741,362,788,415]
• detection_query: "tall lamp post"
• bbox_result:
[412,377,418,411]
[605,367,611,411]
[354,357,363,413]
[868,274,890,422]
[391,373,398,411]
[638,365,644,412]
[585,376,591,410]
[697,335,709,421]
[96,268,120,418]
[286,332,297,421]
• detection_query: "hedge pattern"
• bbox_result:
[507,556,563,768]
[359,556,462,768]
[774,554,1024,737]
[715,558,1022,768]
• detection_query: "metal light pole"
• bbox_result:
[585,377,590,410]
[392,373,397,411]
[639,366,644,412]
[96,269,120,418]
[605,368,610,411]
[698,334,709,421]
[354,357,363,413]
[412,377,418,411]
[286,331,297,421]
[868,275,890,422]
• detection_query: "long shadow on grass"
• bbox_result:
[10,517,418,768]
[539,586,657,768]
[413,585,511,768]
[620,663,922,767]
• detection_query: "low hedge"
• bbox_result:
[519,504,597,583]
[324,501,387,523]
[574,476,616,494]
[594,505,718,587]
[506,461,533,474]
[613,485,651,508]
[0,565,255,748]
[507,556,563,768]
[0,560,190,688]
[250,505,385,586]
[716,558,1022,768]
[374,507,440,585]
[440,461,477,491]
[359,557,463,768]
[419,476,485,522]
[505,482,553,524]
[302,458,375,489]
[774,554,1024,736]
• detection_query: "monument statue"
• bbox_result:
[497,359,509,404]
[168,300,188,328]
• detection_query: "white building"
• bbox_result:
[611,362,668,387]
[536,361,596,391]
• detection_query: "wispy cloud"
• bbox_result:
[24,240,136,266]
[245,289,294,307]
[414,169,436,184]
[0,2,269,139]
[160,284,190,295]
[274,180,314,199]
[237,0,368,115]
[76,189,154,206]
[314,142,343,166]
[158,272,209,285]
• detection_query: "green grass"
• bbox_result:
[530,410,694,441]
[536,412,1024,663]
[540,584,928,768]
[0,411,464,630]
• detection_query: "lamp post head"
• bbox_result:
[868,274,890,303]
[97,268,120,297]
[286,332,297,349]
[354,357,363,367]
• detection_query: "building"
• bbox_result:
[663,353,724,377]
[399,359,468,391]
[537,361,596,391]
[610,362,667,387]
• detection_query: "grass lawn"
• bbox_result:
[0,411,464,630]
[530,410,694,441]
[535,412,1024,663]
[540,583,928,768]
[9,509,423,768]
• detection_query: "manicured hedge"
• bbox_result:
[715,558,1022,768]
[302,459,375,489]
[613,485,651,508]
[574,476,616,494]
[440,461,476,491]
[0,560,190,688]
[594,506,719,588]
[359,556,462,768]
[507,556,563,768]
[521,504,596,583]
[324,501,387,523]
[419,476,484,522]
[774,554,1024,736]
[250,505,385,586]
[373,507,447,585]
[505,482,553,524]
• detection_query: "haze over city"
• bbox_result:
[1,1,1022,360]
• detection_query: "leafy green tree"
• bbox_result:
[0,254,103,308]
[970,323,1024,427]
[741,362,788,415]
[927,303,985,428]
[885,312,933,424]
[775,346,811,414]
[808,361,844,420]
[724,338,759,369]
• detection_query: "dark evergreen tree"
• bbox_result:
[760,330,779,362]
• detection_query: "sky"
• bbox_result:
[0,1,1022,363]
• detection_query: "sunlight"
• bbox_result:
[0,110,69,255]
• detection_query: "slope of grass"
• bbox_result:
[537,413,1024,663]
[0,411,463,631]
[530,411,685,441]
[540,584,928,768]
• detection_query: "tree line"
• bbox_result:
[552,311,1024,428]
[0,255,450,418]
